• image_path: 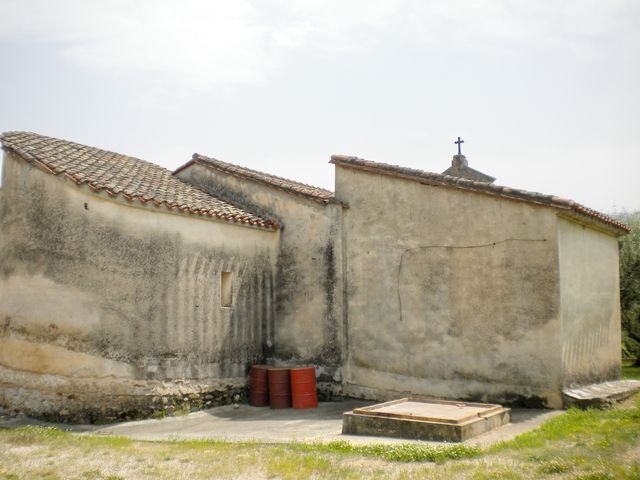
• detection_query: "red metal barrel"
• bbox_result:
[268,367,291,409]
[290,366,318,409]
[249,364,270,407]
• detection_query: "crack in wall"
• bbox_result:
[396,238,549,323]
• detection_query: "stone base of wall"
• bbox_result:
[317,382,343,401]
[0,365,247,423]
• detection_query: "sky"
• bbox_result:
[0,0,639,213]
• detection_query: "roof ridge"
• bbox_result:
[183,153,336,204]
[1,131,279,230]
[330,154,630,234]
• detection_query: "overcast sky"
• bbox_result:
[1,0,638,212]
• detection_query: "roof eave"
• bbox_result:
[181,155,340,206]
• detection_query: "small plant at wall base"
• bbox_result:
[615,211,640,366]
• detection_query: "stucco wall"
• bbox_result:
[335,165,564,408]
[558,217,621,386]
[176,163,344,383]
[0,152,279,421]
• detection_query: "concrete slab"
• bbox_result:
[343,398,511,442]
[563,380,640,408]
[0,401,562,446]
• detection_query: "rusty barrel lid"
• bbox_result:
[250,364,271,371]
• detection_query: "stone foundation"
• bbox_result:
[0,364,347,423]
[0,365,247,423]
[317,382,343,401]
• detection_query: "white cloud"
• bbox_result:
[0,0,399,93]
[1,0,637,94]
[1,0,279,90]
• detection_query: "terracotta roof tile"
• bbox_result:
[177,153,336,204]
[330,155,630,234]
[1,132,278,230]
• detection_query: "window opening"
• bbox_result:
[221,271,233,307]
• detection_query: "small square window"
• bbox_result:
[221,271,233,307]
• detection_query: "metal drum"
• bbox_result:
[267,367,292,409]
[290,366,318,409]
[249,364,270,407]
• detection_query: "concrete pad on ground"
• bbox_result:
[343,398,511,442]
[0,401,563,446]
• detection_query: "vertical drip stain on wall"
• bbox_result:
[164,281,173,354]
[564,324,612,379]
[149,252,276,377]
[194,255,206,356]
[238,262,248,363]
[187,255,199,353]
[202,260,214,357]
[175,257,187,350]
[259,272,266,350]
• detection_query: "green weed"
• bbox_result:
[492,396,640,454]
[292,439,480,463]
[537,459,572,474]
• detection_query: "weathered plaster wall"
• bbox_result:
[176,164,344,386]
[558,217,621,387]
[335,165,564,408]
[0,152,279,421]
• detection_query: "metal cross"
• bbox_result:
[454,136,464,155]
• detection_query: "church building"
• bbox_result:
[0,131,628,421]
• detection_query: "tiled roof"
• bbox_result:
[176,154,336,204]
[0,132,278,230]
[330,155,630,234]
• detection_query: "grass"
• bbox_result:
[486,397,640,478]
[1,373,639,479]
[622,359,640,380]
[292,440,481,463]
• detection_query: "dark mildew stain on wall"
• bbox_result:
[1,158,276,380]
[320,240,340,364]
